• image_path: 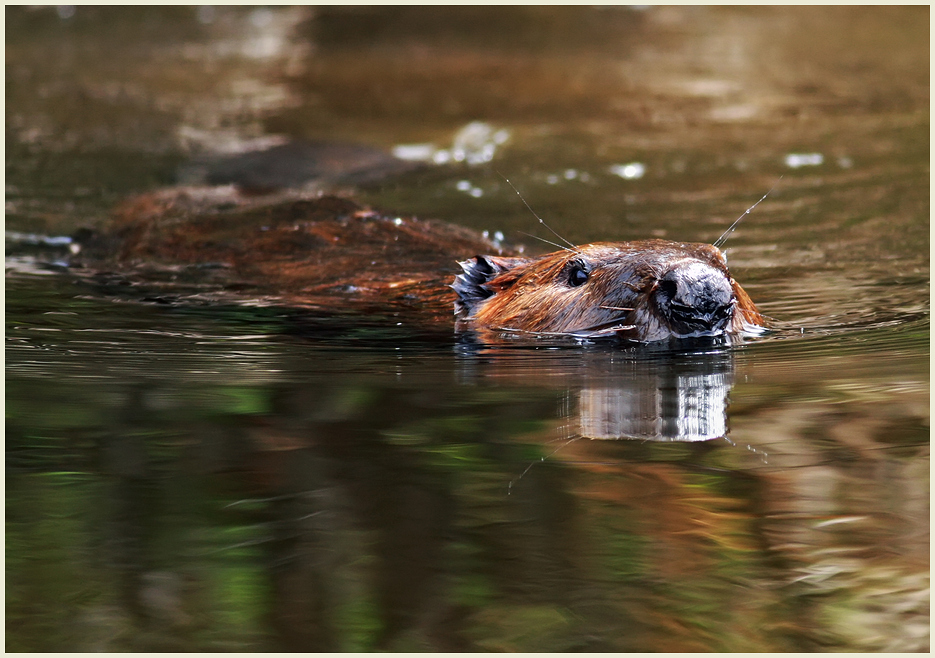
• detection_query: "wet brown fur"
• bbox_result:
[458,241,763,342]
[77,191,763,342]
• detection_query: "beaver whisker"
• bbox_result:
[499,172,580,254]
[489,315,635,339]
[572,316,637,335]
[489,323,636,340]
[518,231,576,253]
[578,324,637,338]
[713,177,781,248]
[599,305,634,312]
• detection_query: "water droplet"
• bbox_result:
[609,162,646,180]
[784,153,824,168]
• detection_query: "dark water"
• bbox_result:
[6,6,929,652]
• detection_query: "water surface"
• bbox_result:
[6,6,929,652]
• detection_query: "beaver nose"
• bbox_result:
[655,261,734,335]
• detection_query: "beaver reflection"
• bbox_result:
[574,344,735,442]
[454,240,763,342]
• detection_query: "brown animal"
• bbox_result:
[74,190,764,343]
[453,241,763,342]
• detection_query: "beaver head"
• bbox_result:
[453,240,763,342]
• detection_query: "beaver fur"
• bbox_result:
[73,190,763,342]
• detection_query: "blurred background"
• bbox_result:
[6,6,929,652]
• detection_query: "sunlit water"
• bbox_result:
[6,6,929,652]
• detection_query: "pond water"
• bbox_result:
[6,6,929,652]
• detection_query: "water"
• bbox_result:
[6,6,929,652]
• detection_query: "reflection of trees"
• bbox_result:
[5,350,929,651]
[236,382,586,651]
[726,384,931,652]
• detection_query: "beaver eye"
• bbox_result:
[568,263,590,287]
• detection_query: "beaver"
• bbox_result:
[454,241,762,342]
[72,188,764,343]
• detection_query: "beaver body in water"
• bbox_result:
[73,187,763,343]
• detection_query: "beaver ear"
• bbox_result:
[453,255,531,315]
